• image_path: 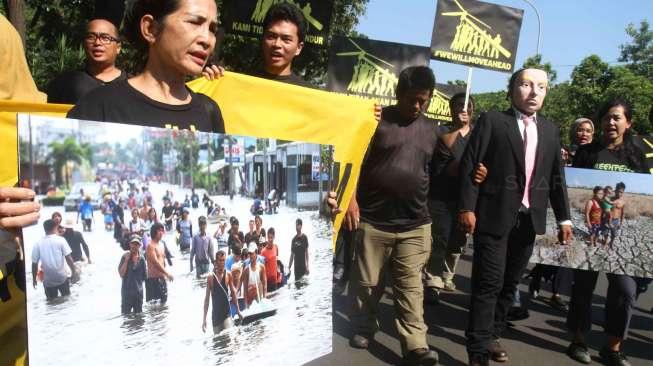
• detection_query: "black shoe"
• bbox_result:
[489,339,508,362]
[349,334,371,349]
[424,287,439,306]
[468,353,489,366]
[599,347,631,366]
[549,295,568,312]
[566,342,591,364]
[506,306,529,321]
[402,348,438,366]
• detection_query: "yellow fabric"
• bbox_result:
[188,72,377,233]
[0,72,377,364]
[0,15,46,103]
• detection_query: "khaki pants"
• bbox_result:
[350,222,431,354]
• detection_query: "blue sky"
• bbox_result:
[355,0,652,92]
[565,167,653,195]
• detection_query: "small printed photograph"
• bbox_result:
[17,114,334,365]
[531,167,653,278]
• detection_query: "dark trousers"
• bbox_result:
[121,292,144,314]
[530,264,573,296]
[44,279,71,299]
[333,228,357,284]
[566,270,637,340]
[466,211,535,356]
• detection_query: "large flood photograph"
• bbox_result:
[17,114,334,365]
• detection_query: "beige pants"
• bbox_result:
[350,222,432,354]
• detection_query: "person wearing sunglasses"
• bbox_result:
[47,18,127,104]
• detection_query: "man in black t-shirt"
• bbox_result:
[161,199,175,232]
[348,66,438,366]
[61,220,92,264]
[48,18,127,104]
[255,3,312,86]
[227,218,245,253]
[288,218,309,280]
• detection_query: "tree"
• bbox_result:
[47,136,85,187]
[619,20,653,80]
[522,54,557,82]
[3,0,26,45]
[567,55,611,120]
[473,90,509,114]
[447,80,467,87]
[603,66,653,134]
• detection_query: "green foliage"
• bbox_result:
[619,20,653,80]
[522,54,557,82]
[23,0,94,90]
[41,196,66,206]
[473,90,509,114]
[47,136,86,187]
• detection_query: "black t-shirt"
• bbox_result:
[357,106,438,232]
[291,233,309,273]
[429,131,471,201]
[63,229,89,262]
[228,231,245,251]
[67,79,225,133]
[254,70,314,88]
[573,140,647,173]
[119,255,147,297]
[162,206,175,223]
[47,69,128,104]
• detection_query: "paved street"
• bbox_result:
[309,251,653,366]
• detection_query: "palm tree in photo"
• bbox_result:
[48,137,84,188]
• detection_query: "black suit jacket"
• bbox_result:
[458,109,570,237]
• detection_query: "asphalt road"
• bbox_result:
[308,251,653,366]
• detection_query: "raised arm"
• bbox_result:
[118,253,129,278]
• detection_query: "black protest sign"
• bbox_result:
[635,135,653,174]
[222,0,334,46]
[327,36,465,124]
[327,36,430,107]
[426,83,466,124]
[430,0,523,73]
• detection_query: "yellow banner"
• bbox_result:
[0,72,377,365]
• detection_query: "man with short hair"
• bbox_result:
[145,223,173,304]
[288,218,309,281]
[261,228,280,292]
[202,251,242,333]
[31,219,78,300]
[348,66,439,365]
[190,216,215,278]
[118,235,146,314]
[458,68,571,366]
[257,3,311,86]
[161,198,175,231]
[61,219,92,264]
[47,18,127,104]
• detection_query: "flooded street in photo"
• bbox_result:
[23,183,332,366]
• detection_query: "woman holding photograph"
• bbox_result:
[67,0,224,133]
[565,99,647,366]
